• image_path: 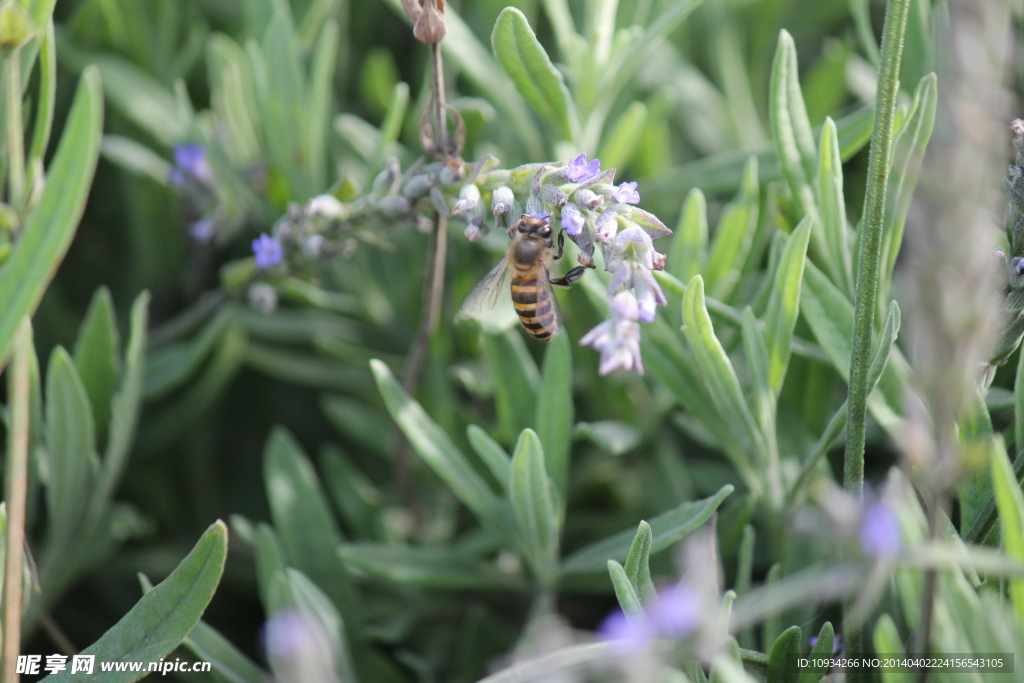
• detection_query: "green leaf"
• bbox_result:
[562,484,732,575]
[372,80,409,170]
[608,560,643,614]
[769,30,817,221]
[536,332,573,492]
[764,216,812,394]
[0,66,102,369]
[510,428,559,583]
[491,7,577,141]
[338,543,525,591]
[669,188,707,284]
[371,360,510,534]
[73,287,119,441]
[485,330,539,443]
[320,446,381,540]
[991,435,1024,627]
[93,292,148,506]
[100,134,173,185]
[766,625,801,683]
[872,614,912,683]
[598,101,647,171]
[467,425,512,491]
[27,18,55,174]
[305,18,337,192]
[184,620,271,683]
[42,521,228,683]
[623,521,656,604]
[817,117,853,295]
[574,420,640,457]
[266,568,357,683]
[797,622,834,683]
[263,426,359,621]
[44,347,98,552]
[682,276,764,464]
[705,157,759,300]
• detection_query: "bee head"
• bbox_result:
[519,213,552,238]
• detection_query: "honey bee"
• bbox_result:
[459,214,588,340]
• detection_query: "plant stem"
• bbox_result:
[843,0,911,677]
[2,319,32,683]
[4,48,24,212]
[844,0,910,495]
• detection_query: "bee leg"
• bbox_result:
[552,230,565,260]
[550,266,587,287]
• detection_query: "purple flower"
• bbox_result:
[262,610,319,657]
[170,143,212,186]
[566,153,601,183]
[859,500,902,557]
[606,226,667,322]
[598,610,655,653]
[252,233,283,268]
[561,205,584,236]
[611,181,641,204]
[189,217,216,242]
[647,584,702,638]
[581,292,644,375]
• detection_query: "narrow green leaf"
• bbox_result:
[510,428,559,583]
[608,560,643,614]
[705,158,759,300]
[44,347,98,551]
[766,625,801,683]
[1016,348,1024,453]
[682,276,764,463]
[769,30,817,221]
[797,622,834,683]
[536,332,572,492]
[764,216,812,394]
[740,308,780,503]
[73,287,119,441]
[562,484,732,575]
[372,80,409,169]
[370,360,509,533]
[264,426,359,621]
[252,523,288,610]
[0,66,102,369]
[27,18,55,173]
[42,521,228,683]
[338,543,525,590]
[485,330,539,442]
[872,614,912,683]
[623,521,656,604]
[991,435,1024,626]
[574,420,640,457]
[597,101,647,171]
[266,568,357,683]
[669,188,707,284]
[306,18,338,191]
[184,620,272,683]
[467,425,512,491]
[491,7,577,141]
[320,446,381,540]
[817,117,854,295]
[93,291,148,506]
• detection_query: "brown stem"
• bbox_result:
[2,320,32,683]
[429,43,449,158]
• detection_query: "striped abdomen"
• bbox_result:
[510,267,558,340]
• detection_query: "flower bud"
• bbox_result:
[451,184,481,215]
[377,195,412,216]
[402,173,436,198]
[573,188,604,211]
[525,195,545,216]
[539,184,567,207]
[413,0,447,44]
[306,194,345,218]
[492,186,514,215]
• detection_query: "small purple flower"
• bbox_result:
[859,500,902,557]
[647,584,702,637]
[598,610,655,653]
[170,143,212,186]
[189,217,216,242]
[581,292,644,375]
[566,153,601,183]
[561,205,584,236]
[809,634,844,654]
[262,610,318,657]
[611,181,641,205]
[252,233,283,268]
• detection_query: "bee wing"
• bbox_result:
[459,254,512,319]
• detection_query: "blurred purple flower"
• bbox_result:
[561,205,584,236]
[647,584,702,637]
[809,634,844,654]
[860,500,902,557]
[252,233,283,268]
[189,217,216,242]
[170,143,212,186]
[262,610,317,657]
[612,181,641,205]
[581,292,644,375]
[566,153,601,183]
[598,611,655,653]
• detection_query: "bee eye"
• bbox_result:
[539,225,551,237]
